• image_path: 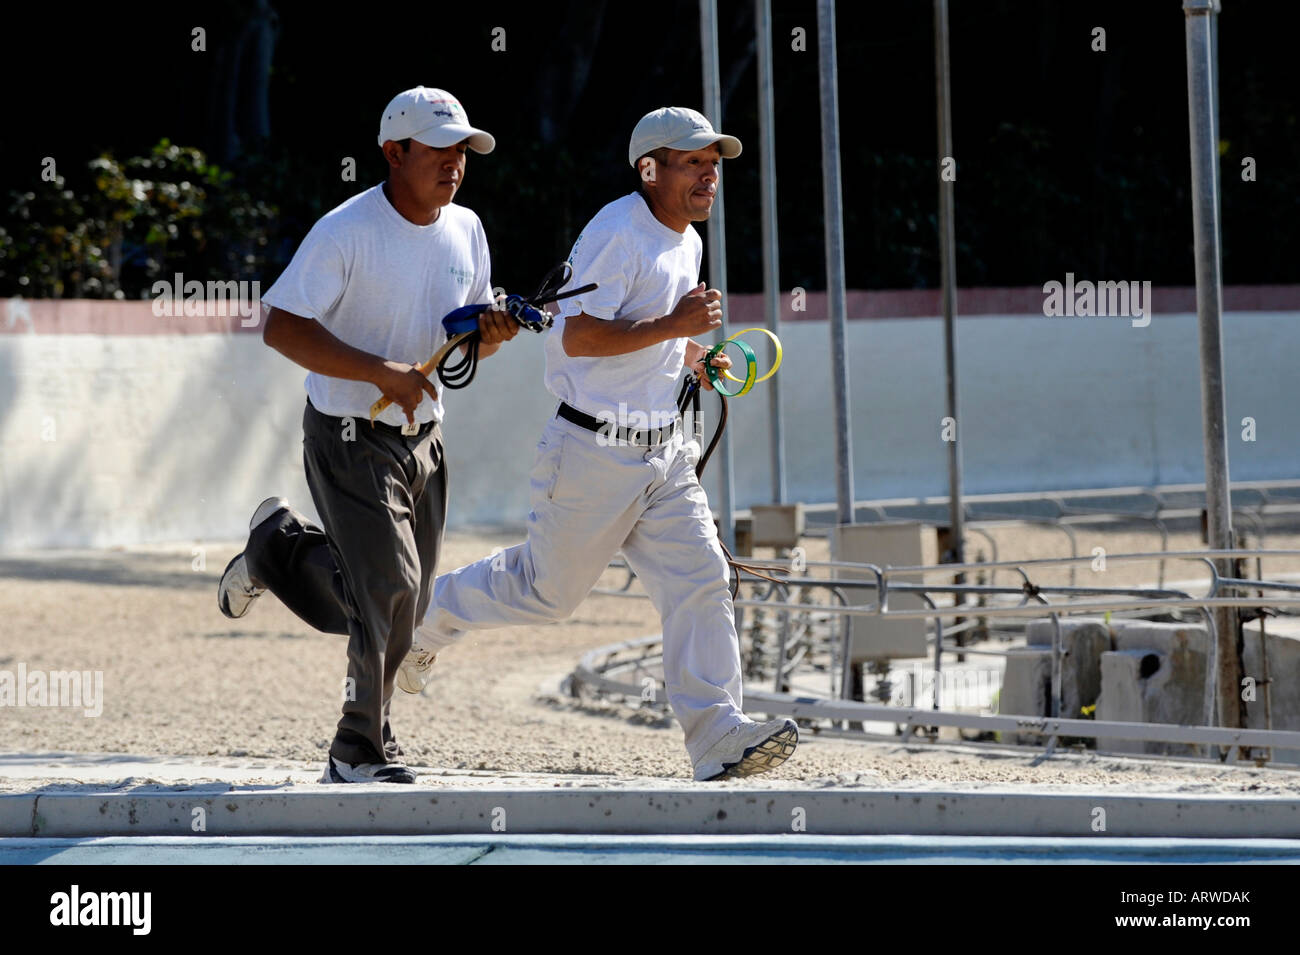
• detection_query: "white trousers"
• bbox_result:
[418,412,747,763]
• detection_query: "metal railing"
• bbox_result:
[573,548,1300,765]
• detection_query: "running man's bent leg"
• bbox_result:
[244,502,350,635]
[244,418,447,641]
[418,417,649,651]
[619,437,746,765]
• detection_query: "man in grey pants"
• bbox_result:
[216,87,517,783]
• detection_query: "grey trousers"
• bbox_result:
[245,400,447,766]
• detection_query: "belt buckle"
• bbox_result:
[401,421,420,436]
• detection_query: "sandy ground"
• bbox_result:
[3,514,1300,793]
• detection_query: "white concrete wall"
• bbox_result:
[1,308,1297,550]
[723,310,1300,508]
[0,333,314,550]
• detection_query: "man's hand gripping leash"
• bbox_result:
[368,263,597,424]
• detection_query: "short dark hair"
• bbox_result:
[634,147,672,198]
[384,138,413,182]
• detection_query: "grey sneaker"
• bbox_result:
[216,496,289,619]
[397,641,439,694]
[693,718,799,781]
[320,754,417,784]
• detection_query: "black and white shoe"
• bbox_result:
[320,754,417,784]
[216,496,289,619]
[693,718,799,781]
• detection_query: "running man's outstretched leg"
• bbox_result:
[412,418,648,654]
[618,437,743,764]
[620,436,797,779]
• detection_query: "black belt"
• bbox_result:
[556,402,678,448]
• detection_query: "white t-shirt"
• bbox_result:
[545,193,701,421]
[261,184,493,427]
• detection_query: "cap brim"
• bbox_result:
[664,132,742,159]
[410,124,496,154]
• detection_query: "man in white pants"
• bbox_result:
[401,107,798,781]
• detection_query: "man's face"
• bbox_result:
[389,139,468,206]
[644,144,722,225]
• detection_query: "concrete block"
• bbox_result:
[733,517,753,557]
[998,648,1051,744]
[1096,640,1207,758]
[1025,616,1112,720]
[832,523,934,662]
[750,504,804,549]
[1096,651,1156,755]
[1113,621,1210,747]
[1242,618,1300,763]
[1111,619,1210,665]
[1091,619,1300,764]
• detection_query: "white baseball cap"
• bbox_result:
[628,106,742,168]
[377,87,496,154]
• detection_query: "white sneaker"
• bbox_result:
[216,496,289,619]
[319,754,417,784]
[693,717,799,781]
[397,641,439,694]
[217,554,261,619]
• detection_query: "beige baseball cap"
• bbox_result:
[627,106,742,168]
[378,87,495,153]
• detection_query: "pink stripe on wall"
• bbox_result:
[3,286,1298,334]
[0,299,264,335]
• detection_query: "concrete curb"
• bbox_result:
[5,834,1300,865]
[5,787,1300,838]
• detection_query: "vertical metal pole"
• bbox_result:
[935,0,965,569]
[817,0,855,525]
[700,0,737,552]
[1184,0,1241,729]
[756,0,787,504]
[1212,8,1221,231]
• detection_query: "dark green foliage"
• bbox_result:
[1,140,276,299]
[3,0,1297,299]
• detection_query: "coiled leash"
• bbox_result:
[369,263,596,423]
[677,327,787,597]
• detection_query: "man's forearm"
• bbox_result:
[562,312,679,357]
[263,308,387,384]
